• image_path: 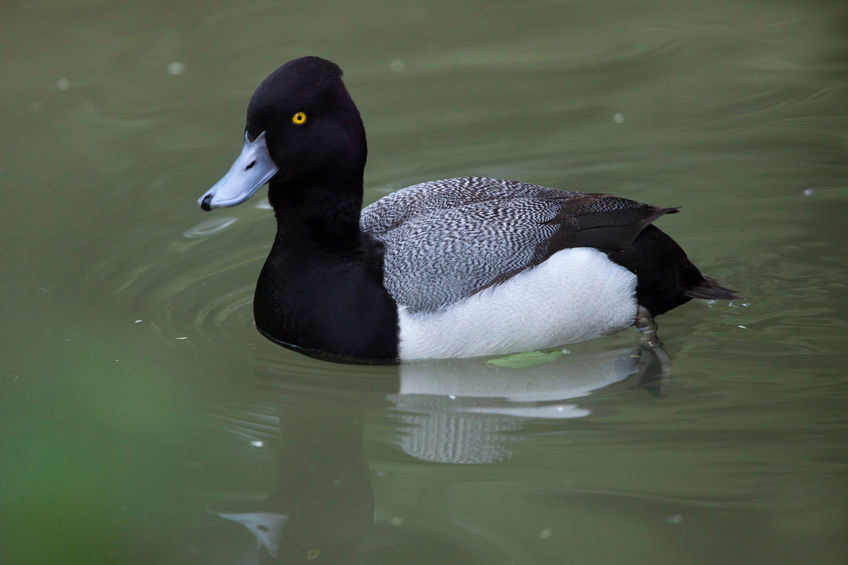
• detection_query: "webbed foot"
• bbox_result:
[626,306,672,393]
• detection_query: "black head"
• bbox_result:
[198,57,367,211]
[247,57,367,188]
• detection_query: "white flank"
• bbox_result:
[398,247,638,359]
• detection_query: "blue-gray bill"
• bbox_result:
[198,131,278,210]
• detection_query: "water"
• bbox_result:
[2,1,847,563]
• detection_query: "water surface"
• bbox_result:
[2,1,847,563]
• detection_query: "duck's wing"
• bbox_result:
[361,177,676,313]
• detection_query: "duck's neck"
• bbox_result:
[269,180,363,246]
[255,179,400,362]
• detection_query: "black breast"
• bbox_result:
[253,235,400,363]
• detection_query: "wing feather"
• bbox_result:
[361,177,674,313]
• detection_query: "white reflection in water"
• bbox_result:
[393,346,643,464]
[183,217,237,238]
[215,511,288,558]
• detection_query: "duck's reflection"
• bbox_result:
[393,346,643,464]
[210,388,378,563]
[207,343,664,563]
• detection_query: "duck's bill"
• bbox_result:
[198,131,278,210]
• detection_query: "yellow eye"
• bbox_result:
[292,111,307,125]
[306,548,320,560]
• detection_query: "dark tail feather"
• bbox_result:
[684,276,739,300]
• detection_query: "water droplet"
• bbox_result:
[539,528,552,540]
[134,319,143,324]
[390,516,404,526]
[250,440,264,447]
[737,325,747,329]
[664,514,683,525]
[802,188,814,196]
[168,61,186,76]
[613,113,624,124]
[175,336,188,340]
[389,59,406,72]
[57,78,70,91]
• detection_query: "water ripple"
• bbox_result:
[96,217,266,356]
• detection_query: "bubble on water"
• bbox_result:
[613,113,624,124]
[664,514,683,525]
[389,59,406,72]
[737,325,747,329]
[57,78,70,91]
[168,61,186,76]
[539,528,552,540]
[802,188,814,196]
[250,440,264,447]
[390,516,404,526]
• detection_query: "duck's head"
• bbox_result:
[198,57,367,211]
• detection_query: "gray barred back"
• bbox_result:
[361,177,667,313]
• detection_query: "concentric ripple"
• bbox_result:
[95,213,269,357]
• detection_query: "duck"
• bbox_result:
[197,56,737,364]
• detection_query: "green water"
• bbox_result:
[2,0,847,563]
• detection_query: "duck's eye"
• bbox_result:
[292,111,307,125]
[306,548,320,560]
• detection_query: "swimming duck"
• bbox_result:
[197,56,736,363]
